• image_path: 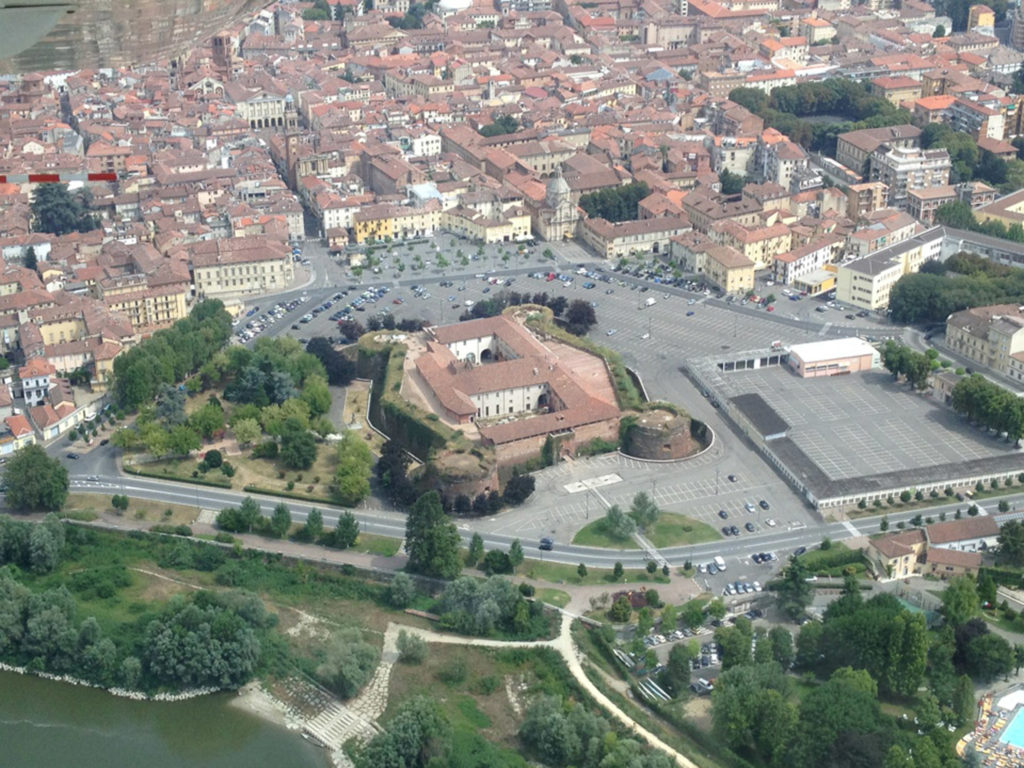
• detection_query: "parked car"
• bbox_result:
[718,509,729,519]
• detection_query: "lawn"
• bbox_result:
[571,519,641,549]
[572,514,717,549]
[64,493,198,526]
[523,559,670,586]
[353,533,402,557]
[535,588,571,608]
[646,514,719,547]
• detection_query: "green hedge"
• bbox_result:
[241,485,335,506]
[796,543,866,575]
[123,464,232,488]
[979,566,1024,589]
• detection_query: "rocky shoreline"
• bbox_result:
[0,661,219,701]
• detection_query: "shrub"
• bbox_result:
[397,630,427,664]
[286,480,295,491]
[221,462,235,477]
[204,449,223,468]
[518,583,535,597]
[646,561,657,574]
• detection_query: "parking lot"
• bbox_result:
[725,367,1012,480]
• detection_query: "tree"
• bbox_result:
[628,492,659,530]
[661,640,698,694]
[405,491,462,580]
[707,598,727,621]
[24,246,37,272]
[279,418,317,470]
[999,520,1024,566]
[330,511,359,549]
[316,627,380,698]
[933,22,946,36]
[769,626,795,669]
[375,439,415,507]
[963,632,1014,682]
[333,432,373,506]
[608,595,632,622]
[303,508,324,542]
[776,556,813,620]
[269,503,292,538]
[388,572,415,608]
[110,494,129,513]
[3,444,69,512]
[564,300,597,336]
[577,562,588,579]
[466,532,484,567]
[719,168,747,195]
[203,449,223,469]
[306,337,355,386]
[711,662,795,761]
[502,472,535,505]
[508,539,524,573]
[605,505,636,540]
[31,183,99,235]
[612,561,624,580]
[942,575,981,627]
[355,696,451,768]
[978,571,997,606]
[396,629,427,664]
[578,182,651,222]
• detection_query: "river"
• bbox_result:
[0,671,329,768]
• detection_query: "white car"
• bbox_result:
[606,328,617,336]
[753,581,762,592]
[765,518,777,527]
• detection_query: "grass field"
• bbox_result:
[535,588,571,608]
[572,514,718,549]
[64,493,198,526]
[571,519,640,549]
[523,559,670,586]
[646,514,719,547]
[353,533,402,557]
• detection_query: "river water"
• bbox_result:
[0,671,329,768]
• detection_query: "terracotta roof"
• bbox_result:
[4,413,31,437]
[871,528,925,558]
[925,547,982,569]
[926,515,999,545]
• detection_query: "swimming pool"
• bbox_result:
[1000,708,1024,748]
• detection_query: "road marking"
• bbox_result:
[563,474,622,493]
[818,322,832,336]
[842,521,860,537]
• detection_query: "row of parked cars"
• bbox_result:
[234,299,303,343]
[724,581,762,596]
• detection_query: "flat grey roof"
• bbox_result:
[730,393,789,437]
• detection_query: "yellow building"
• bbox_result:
[969,3,995,29]
[711,220,792,271]
[974,187,1024,229]
[353,202,441,244]
[696,245,755,294]
[441,207,532,244]
[836,229,943,310]
[96,272,191,332]
[945,304,1024,375]
[190,237,294,299]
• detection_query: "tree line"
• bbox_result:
[880,340,938,390]
[951,373,1024,443]
[456,289,597,337]
[0,522,272,692]
[922,122,1024,193]
[729,79,910,156]
[113,300,233,411]
[714,572,999,768]
[888,250,1024,324]
[215,496,360,549]
[579,182,650,223]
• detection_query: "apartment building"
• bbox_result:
[190,237,294,299]
[869,146,951,209]
[772,234,843,285]
[945,304,1024,376]
[907,185,957,226]
[836,228,943,310]
[846,182,888,221]
[948,97,1005,141]
[710,219,792,271]
[835,124,921,178]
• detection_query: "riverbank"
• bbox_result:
[230,680,304,732]
[0,661,218,701]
